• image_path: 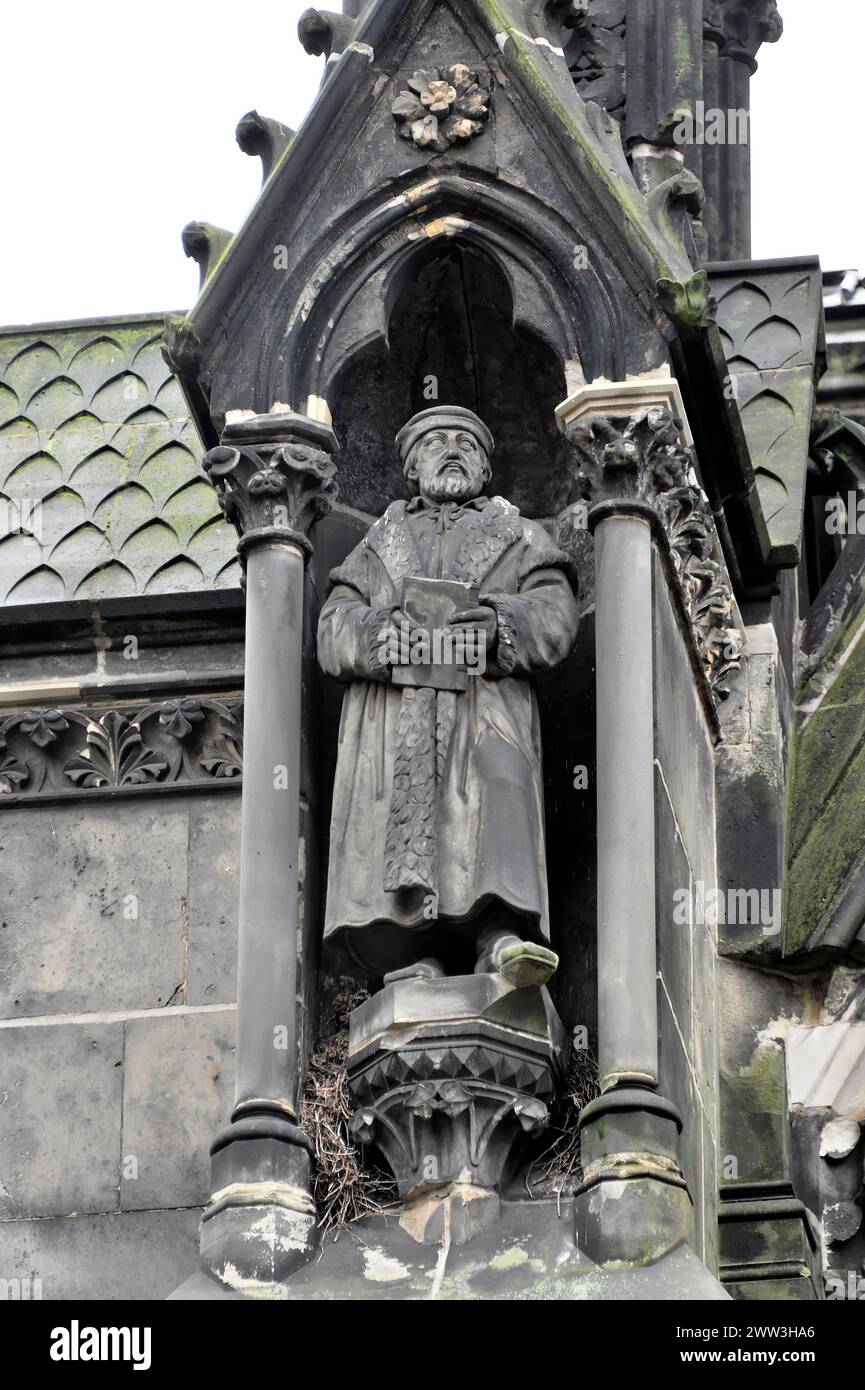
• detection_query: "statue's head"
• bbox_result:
[396,406,493,503]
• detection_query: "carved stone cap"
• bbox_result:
[220,409,336,453]
[555,376,694,446]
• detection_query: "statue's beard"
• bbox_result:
[422,469,481,503]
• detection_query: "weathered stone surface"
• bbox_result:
[0,1207,201,1301]
[186,800,240,1006]
[120,1010,235,1210]
[0,802,187,1017]
[787,1024,865,1119]
[819,1117,861,1161]
[0,1021,123,1219]
[786,594,865,957]
[175,1199,728,1300]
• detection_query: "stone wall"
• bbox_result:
[652,549,720,1272]
[0,790,240,1299]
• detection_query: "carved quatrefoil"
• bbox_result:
[392,65,491,154]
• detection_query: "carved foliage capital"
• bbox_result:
[704,1,783,64]
[565,406,742,701]
[203,431,337,555]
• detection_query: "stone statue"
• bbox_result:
[317,406,579,987]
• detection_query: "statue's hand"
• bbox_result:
[368,607,402,679]
[450,605,498,652]
[368,607,426,677]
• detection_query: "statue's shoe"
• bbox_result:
[497,941,559,989]
[383,957,447,985]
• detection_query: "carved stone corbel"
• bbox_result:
[345,976,567,1245]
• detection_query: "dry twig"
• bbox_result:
[525,1046,600,1201]
[301,984,398,1237]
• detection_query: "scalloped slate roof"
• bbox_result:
[0,315,239,606]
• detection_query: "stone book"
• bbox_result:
[391,575,479,691]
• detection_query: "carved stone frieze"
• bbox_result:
[0,698,243,799]
[391,65,491,154]
[564,405,743,699]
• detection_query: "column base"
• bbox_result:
[575,1086,692,1267]
[199,1113,319,1295]
[170,1196,730,1300]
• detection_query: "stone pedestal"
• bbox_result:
[346,976,567,1244]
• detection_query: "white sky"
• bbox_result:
[1,0,862,327]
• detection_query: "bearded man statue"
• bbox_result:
[317,406,579,987]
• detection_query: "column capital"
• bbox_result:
[556,382,743,704]
[203,411,338,560]
[704,1,783,70]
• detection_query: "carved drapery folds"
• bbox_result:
[391,65,491,153]
[203,416,338,558]
[564,404,742,700]
[0,699,243,799]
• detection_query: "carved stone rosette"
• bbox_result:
[561,403,742,702]
[391,65,491,154]
[203,413,337,559]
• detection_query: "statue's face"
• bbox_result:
[410,426,488,503]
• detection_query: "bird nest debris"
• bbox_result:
[301,983,398,1237]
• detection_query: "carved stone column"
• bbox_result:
[703,1,783,260]
[198,411,337,1294]
[556,380,740,1269]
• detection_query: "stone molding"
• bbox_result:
[0,697,243,801]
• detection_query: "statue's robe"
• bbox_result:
[317,494,579,955]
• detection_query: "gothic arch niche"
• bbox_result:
[315,236,597,1047]
[328,240,574,518]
